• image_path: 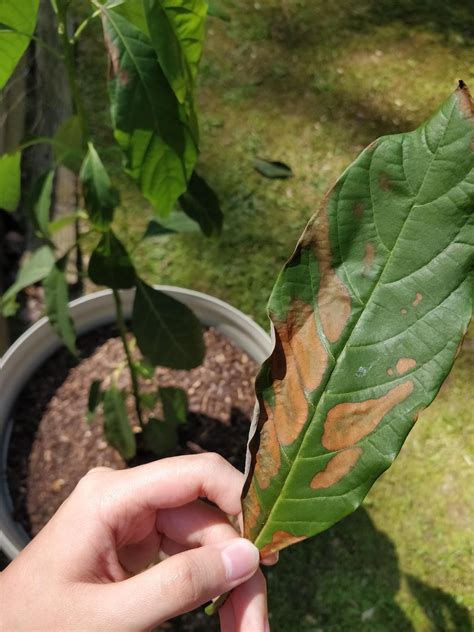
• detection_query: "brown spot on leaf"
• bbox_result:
[400,308,408,316]
[387,367,394,376]
[254,405,281,489]
[322,381,414,451]
[301,202,352,343]
[353,202,365,218]
[103,24,129,85]
[242,480,262,540]
[270,301,328,446]
[311,447,362,490]
[456,81,473,120]
[379,172,390,192]
[259,530,307,557]
[363,242,376,276]
[395,358,416,375]
[412,292,423,307]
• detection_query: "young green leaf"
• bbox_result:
[87,379,102,423]
[179,171,223,237]
[143,0,207,106]
[142,416,178,456]
[103,387,136,460]
[101,7,197,216]
[132,280,205,369]
[143,211,201,238]
[1,246,55,316]
[53,115,85,173]
[48,211,88,236]
[253,158,293,179]
[80,142,119,229]
[134,358,155,379]
[139,391,159,410]
[88,230,136,289]
[29,170,54,239]
[242,83,474,558]
[43,256,77,355]
[159,386,188,425]
[0,151,21,211]
[0,0,39,89]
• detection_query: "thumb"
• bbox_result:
[105,538,260,628]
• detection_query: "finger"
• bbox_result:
[227,568,268,632]
[118,527,162,574]
[103,538,259,629]
[219,598,236,632]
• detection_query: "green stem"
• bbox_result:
[112,288,145,429]
[56,1,89,144]
[72,9,100,43]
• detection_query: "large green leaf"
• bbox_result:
[143,0,207,106]
[80,142,119,229]
[103,387,136,460]
[0,0,39,89]
[0,246,55,316]
[29,170,54,239]
[101,7,197,216]
[242,83,474,557]
[132,280,205,369]
[88,230,136,289]
[0,151,21,211]
[43,257,76,355]
[179,171,223,237]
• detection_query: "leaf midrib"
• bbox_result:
[253,96,460,547]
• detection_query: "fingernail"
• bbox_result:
[220,539,260,582]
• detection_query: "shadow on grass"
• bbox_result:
[267,508,470,631]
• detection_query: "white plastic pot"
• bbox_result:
[0,286,272,559]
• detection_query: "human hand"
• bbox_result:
[0,454,274,631]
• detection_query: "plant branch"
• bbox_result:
[112,288,145,429]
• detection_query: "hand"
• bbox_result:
[0,454,274,631]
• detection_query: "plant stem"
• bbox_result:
[112,288,145,429]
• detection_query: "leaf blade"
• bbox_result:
[43,257,77,355]
[0,0,39,89]
[0,151,21,212]
[80,142,119,230]
[103,387,136,460]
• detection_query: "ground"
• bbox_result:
[76,1,473,629]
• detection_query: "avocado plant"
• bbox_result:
[207,82,474,613]
[0,0,227,459]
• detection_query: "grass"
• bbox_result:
[75,1,474,629]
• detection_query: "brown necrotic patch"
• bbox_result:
[254,406,281,490]
[103,23,129,85]
[301,202,352,344]
[395,358,416,375]
[363,242,376,276]
[242,480,262,540]
[259,530,307,557]
[353,202,365,218]
[310,447,362,490]
[456,81,474,120]
[412,292,423,307]
[379,172,391,192]
[400,308,408,316]
[322,381,414,451]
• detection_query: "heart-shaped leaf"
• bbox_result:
[80,142,119,229]
[0,0,39,89]
[103,387,136,460]
[132,281,205,369]
[88,230,136,289]
[101,7,197,216]
[242,83,474,557]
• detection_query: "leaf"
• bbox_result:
[179,171,223,237]
[0,151,21,211]
[134,358,155,379]
[88,230,136,289]
[143,211,200,237]
[143,0,207,106]
[139,391,159,410]
[80,142,119,229]
[101,7,197,216]
[208,1,231,22]
[48,211,88,235]
[102,387,136,460]
[29,170,54,238]
[253,158,293,179]
[53,115,85,173]
[132,280,205,369]
[142,416,178,456]
[87,379,102,423]
[1,246,55,316]
[0,0,39,89]
[43,256,76,355]
[159,386,188,425]
[242,83,474,558]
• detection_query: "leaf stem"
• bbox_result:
[112,288,145,429]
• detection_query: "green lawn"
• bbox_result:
[77,1,473,629]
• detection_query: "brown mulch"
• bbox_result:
[6,325,259,630]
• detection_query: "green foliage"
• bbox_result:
[80,142,119,229]
[29,171,54,239]
[242,84,474,556]
[0,151,21,211]
[103,386,137,460]
[53,116,85,173]
[179,171,223,237]
[88,230,136,289]
[132,281,205,369]
[160,386,188,424]
[142,416,178,456]
[43,257,76,355]
[87,379,102,423]
[0,0,39,89]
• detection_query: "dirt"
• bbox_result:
[6,324,260,631]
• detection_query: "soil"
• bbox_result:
[6,324,260,631]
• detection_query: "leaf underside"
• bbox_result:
[242,84,474,557]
